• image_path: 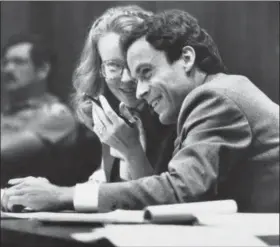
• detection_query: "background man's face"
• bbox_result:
[1,42,38,92]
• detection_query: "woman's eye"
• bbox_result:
[108,63,123,71]
[107,67,117,72]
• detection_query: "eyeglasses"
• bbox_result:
[100,59,126,80]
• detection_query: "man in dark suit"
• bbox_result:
[2,10,279,213]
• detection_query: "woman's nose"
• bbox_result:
[120,68,133,84]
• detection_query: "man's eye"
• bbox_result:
[14,59,25,65]
[140,67,152,79]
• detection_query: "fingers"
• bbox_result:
[2,188,28,212]
[8,176,34,185]
[7,195,26,212]
[134,116,147,151]
[119,102,137,124]
[92,105,104,137]
[99,95,119,123]
[2,181,30,211]
[1,180,56,212]
[8,178,27,185]
[92,102,110,138]
[5,177,46,198]
[8,176,48,186]
[92,100,110,126]
[5,184,29,196]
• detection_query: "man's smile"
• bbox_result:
[149,96,163,110]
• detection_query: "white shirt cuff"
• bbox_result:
[1,189,5,201]
[73,183,100,212]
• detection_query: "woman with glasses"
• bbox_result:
[73,5,176,182]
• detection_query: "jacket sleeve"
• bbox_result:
[97,89,253,212]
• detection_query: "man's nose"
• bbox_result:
[136,80,149,99]
[3,62,15,73]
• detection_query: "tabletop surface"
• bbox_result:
[1,218,112,247]
[1,218,279,247]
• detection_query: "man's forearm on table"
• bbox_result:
[56,186,75,210]
[49,183,100,212]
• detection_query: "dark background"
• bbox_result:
[1,1,279,105]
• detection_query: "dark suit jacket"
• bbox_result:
[98,73,279,213]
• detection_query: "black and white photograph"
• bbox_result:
[1,1,279,246]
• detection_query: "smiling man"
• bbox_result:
[126,35,199,125]
[121,9,279,212]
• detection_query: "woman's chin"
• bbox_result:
[121,97,141,108]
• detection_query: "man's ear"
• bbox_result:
[181,46,196,74]
[36,63,50,81]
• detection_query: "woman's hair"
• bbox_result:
[72,5,152,116]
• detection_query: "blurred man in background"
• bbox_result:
[1,33,79,186]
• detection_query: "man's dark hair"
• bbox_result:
[1,33,54,69]
[123,9,227,74]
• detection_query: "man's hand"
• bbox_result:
[1,176,73,212]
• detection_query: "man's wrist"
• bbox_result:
[57,186,75,210]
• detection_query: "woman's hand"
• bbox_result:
[92,95,142,156]
[77,95,154,179]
